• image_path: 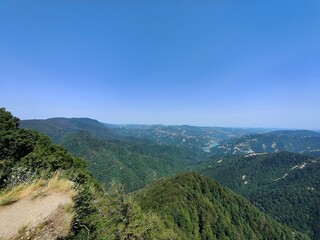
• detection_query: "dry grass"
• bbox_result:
[0,174,76,206]
[47,175,76,195]
[0,173,77,239]
[0,185,24,206]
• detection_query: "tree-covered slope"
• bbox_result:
[58,130,204,192]
[249,161,320,239]
[196,152,320,239]
[22,118,209,192]
[197,152,314,194]
[210,130,320,157]
[21,117,116,142]
[134,172,309,240]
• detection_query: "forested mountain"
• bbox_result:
[251,161,320,239]
[58,130,204,192]
[108,124,269,152]
[22,118,208,192]
[21,117,116,142]
[196,152,320,239]
[197,152,314,194]
[134,172,309,240]
[210,130,320,157]
[22,118,272,153]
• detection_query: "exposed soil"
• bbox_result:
[0,191,72,240]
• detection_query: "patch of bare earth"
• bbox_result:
[0,182,74,240]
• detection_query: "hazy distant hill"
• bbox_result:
[197,152,320,239]
[210,130,320,157]
[108,124,269,152]
[21,117,115,142]
[134,172,309,240]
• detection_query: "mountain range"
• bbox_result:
[1,108,312,239]
[16,114,320,239]
[209,130,320,157]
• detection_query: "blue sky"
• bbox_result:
[1,0,319,129]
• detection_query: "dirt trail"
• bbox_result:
[0,191,72,239]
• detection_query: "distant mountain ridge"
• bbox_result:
[107,124,270,151]
[210,130,320,157]
[21,117,115,142]
[21,118,273,152]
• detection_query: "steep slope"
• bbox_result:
[210,130,320,157]
[197,152,320,239]
[197,152,314,194]
[250,161,320,239]
[134,172,309,240]
[58,130,204,192]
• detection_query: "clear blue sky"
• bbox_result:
[1,1,319,129]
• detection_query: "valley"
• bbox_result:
[1,108,319,239]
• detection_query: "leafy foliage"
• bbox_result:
[83,180,177,239]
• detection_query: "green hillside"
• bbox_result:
[22,118,209,192]
[197,152,313,194]
[58,130,204,192]
[134,172,309,240]
[249,161,320,239]
[197,152,320,239]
